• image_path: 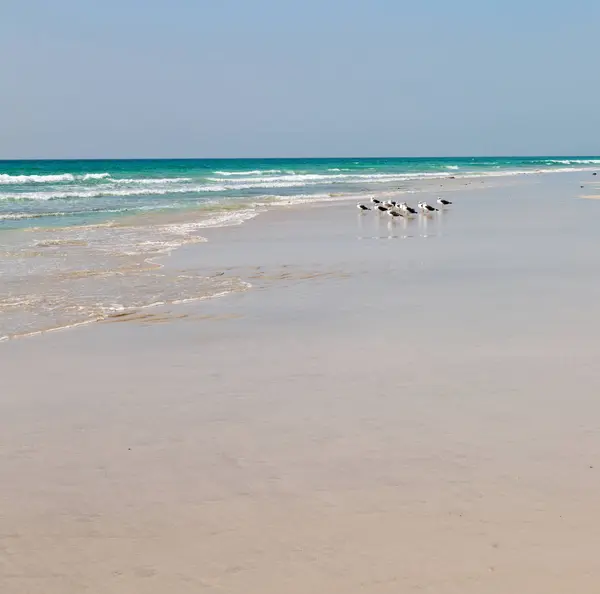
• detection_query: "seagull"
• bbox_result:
[437,197,453,206]
[370,197,382,204]
[387,210,403,218]
[357,203,371,211]
[375,205,389,213]
[399,202,418,215]
[418,201,438,213]
[383,200,394,208]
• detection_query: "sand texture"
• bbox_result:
[2,172,600,592]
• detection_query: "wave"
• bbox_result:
[0,173,76,184]
[161,209,259,232]
[0,172,194,186]
[2,164,598,203]
[81,173,111,180]
[0,185,230,201]
[110,177,192,185]
[0,172,112,184]
[445,165,460,170]
[1,178,343,200]
[0,206,162,221]
[0,212,62,220]
[206,172,455,185]
[542,159,600,165]
[213,169,282,176]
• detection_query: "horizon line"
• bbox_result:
[1,154,599,162]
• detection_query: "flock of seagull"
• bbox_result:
[357,197,452,218]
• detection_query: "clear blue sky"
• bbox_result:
[1,0,598,159]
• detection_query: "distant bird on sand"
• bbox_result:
[357,203,370,211]
[371,197,382,204]
[437,198,453,206]
[399,202,418,215]
[418,201,438,213]
[375,205,388,212]
[387,210,403,218]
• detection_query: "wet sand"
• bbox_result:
[3,172,600,592]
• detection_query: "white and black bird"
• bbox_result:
[370,197,382,204]
[418,201,438,213]
[399,202,418,215]
[387,210,403,218]
[357,203,371,211]
[437,197,453,206]
[375,205,388,213]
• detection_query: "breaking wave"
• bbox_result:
[0,172,112,184]
[213,169,282,176]
[81,173,111,180]
[110,177,192,185]
[0,185,226,201]
[542,159,600,165]
[0,173,76,184]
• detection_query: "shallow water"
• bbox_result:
[1,165,597,340]
[0,213,254,339]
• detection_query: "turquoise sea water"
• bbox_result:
[2,157,600,230]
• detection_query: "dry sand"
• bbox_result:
[2,172,600,592]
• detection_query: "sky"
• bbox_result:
[1,0,599,159]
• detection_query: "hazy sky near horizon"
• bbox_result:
[2,0,599,159]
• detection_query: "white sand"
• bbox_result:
[2,172,600,592]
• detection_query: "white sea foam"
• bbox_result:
[81,173,111,180]
[263,192,359,205]
[445,165,460,170]
[0,173,76,184]
[160,209,259,234]
[543,159,600,165]
[214,169,282,176]
[110,177,192,185]
[1,180,345,201]
[0,172,116,184]
[0,205,175,222]
[0,172,197,186]
[0,185,229,201]
[0,212,68,221]
[210,172,452,183]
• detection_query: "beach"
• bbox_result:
[2,157,600,341]
[2,170,600,592]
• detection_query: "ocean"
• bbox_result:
[2,157,600,230]
[1,157,599,340]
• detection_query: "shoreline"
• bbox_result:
[2,163,598,229]
[0,168,595,342]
